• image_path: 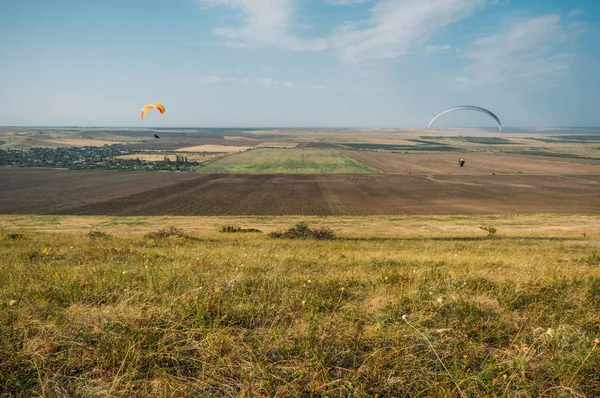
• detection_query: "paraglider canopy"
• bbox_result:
[429,105,502,131]
[141,104,165,119]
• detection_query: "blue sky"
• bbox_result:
[1,0,598,128]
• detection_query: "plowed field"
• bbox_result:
[1,161,599,215]
[344,151,600,174]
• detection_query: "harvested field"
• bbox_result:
[345,151,600,174]
[1,168,599,216]
[122,138,258,151]
[255,142,300,148]
[296,142,349,149]
[48,138,124,146]
[176,145,252,153]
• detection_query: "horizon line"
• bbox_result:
[2,125,600,130]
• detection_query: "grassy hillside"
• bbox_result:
[1,218,599,396]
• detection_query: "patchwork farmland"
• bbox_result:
[1,151,599,216]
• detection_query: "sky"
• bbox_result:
[1,0,599,128]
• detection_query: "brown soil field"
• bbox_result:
[0,166,598,216]
[345,151,600,175]
[0,169,198,214]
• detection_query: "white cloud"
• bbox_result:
[196,0,327,51]
[567,9,584,18]
[255,78,294,87]
[425,44,452,53]
[197,0,486,62]
[196,0,587,74]
[330,0,485,63]
[184,75,325,89]
[455,15,585,88]
[327,0,373,5]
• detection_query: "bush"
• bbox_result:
[87,230,109,240]
[6,233,25,240]
[220,225,262,233]
[144,226,186,239]
[269,222,336,240]
[311,227,336,240]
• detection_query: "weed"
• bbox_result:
[480,225,498,237]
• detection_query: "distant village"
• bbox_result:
[0,145,200,172]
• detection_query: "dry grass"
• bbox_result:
[48,139,123,147]
[1,214,598,237]
[1,216,599,396]
[175,145,252,153]
[256,142,300,149]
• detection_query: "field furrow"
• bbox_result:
[1,167,600,216]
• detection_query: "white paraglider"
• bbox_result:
[429,105,502,131]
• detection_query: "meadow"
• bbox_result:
[1,216,599,397]
[197,149,380,174]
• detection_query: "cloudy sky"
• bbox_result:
[1,0,598,127]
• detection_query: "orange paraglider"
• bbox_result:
[140,103,165,119]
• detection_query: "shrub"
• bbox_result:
[311,227,336,240]
[87,230,109,240]
[283,222,314,239]
[220,225,262,233]
[269,222,336,240]
[6,233,25,240]
[144,226,186,239]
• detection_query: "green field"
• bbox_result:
[343,142,458,151]
[1,215,599,396]
[197,148,381,174]
[454,137,518,145]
